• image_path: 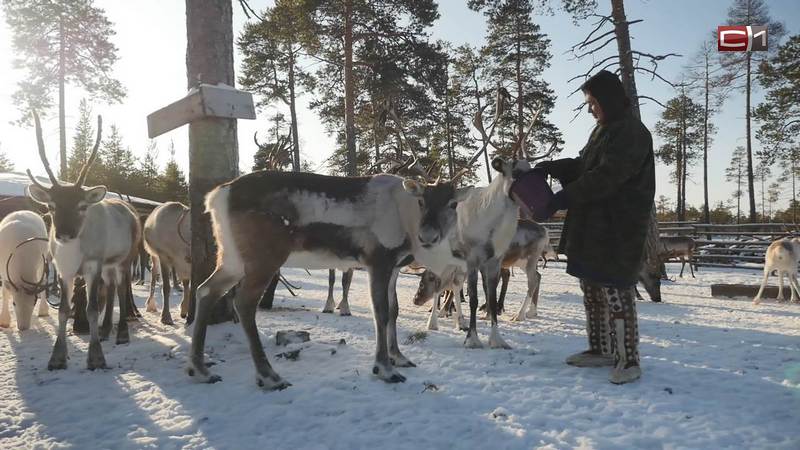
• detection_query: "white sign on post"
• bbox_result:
[147,83,256,138]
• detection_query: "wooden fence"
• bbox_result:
[540,221,800,271]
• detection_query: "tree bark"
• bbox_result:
[610,0,663,292]
[344,0,357,176]
[444,62,454,178]
[703,52,710,223]
[58,15,67,180]
[287,45,300,172]
[745,52,757,222]
[185,0,239,325]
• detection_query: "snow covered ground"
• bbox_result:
[1,263,798,449]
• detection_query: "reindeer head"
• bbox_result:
[25,112,106,243]
[402,177,471,249]
[412,269,441,306]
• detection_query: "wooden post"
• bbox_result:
[185,0,239,324]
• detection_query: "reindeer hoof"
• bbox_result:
[161,316,175,326]
[390,353,416,368]
[321,309,334,314]
[373,364,406,383]
[511,313,524,322]
[256,374,291,391]
[47,358,67,371]
[464,333,483,349]
[186,365,221,383]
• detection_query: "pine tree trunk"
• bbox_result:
[610,0,662,293]
[703,54,710,223]
[344,0,357,176]
[515,25,524,156]
[288,47,300,172]
[444,64,454,178]
[58,15,67,180]
[185,0,238,325]
[745,53,757,222]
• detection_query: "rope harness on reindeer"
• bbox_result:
[4,237,59,307]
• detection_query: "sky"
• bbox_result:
[0,0,799,211]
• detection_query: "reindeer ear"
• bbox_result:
[26,185,51,205]
[491,157,506,173]
[454,187,473,202]
[84,186,107,204]
[403,179,425,197]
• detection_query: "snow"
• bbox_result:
[0,171,161,207]
[1,263,799,449]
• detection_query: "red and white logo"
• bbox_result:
[718,26,768,52]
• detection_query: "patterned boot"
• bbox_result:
[566,280,614,367]
[606,285,641,384]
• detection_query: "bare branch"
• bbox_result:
[637,95,667,108]
[634,66,676,87]
[574,36,617,59]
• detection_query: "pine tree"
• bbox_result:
[305,1,444,175]
[725,146,747,223]
[99,125,137,194]
[718,0,785,222]
[66,99,95,183]
[159,142,189,203]
[654,93,704,221]
[0,144,13,172]
[3,0,125,178]
[136,140,160,199]
[468,0,562,159]
[238,0,317,171]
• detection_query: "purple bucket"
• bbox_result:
[509,170,554,221]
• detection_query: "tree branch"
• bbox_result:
[637,95,667,108]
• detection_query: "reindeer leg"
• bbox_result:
[426,290,440,331]
[688,256,696,278]
[464,269,483,348]
[497,268,510,315]
[257,273,278,310]
[146,256,159,313]
[48,276,74,370]
[452,290,467,331]
[788,274,800,303]
[484,260,510,350]
[100,281,114,341]
[85,268,107,370]
[187,268,240,384]
[679,259,685,278]
[777,272,785,302]
[753,268,771,305]
[370,263,405,382]
[180,279,190,318]
[115,268,130,345]
[0,285,10,328]
[322,269,336,313]
[237,268,290,390]
[160,261,174,325]
[338,268,353,316]
[388,267,414,368]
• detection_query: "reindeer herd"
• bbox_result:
[0,105,795,391]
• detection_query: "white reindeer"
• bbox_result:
[26,112,142,370]
[0,211,49,331]
[143,202,190,325]
[414,220,553,330]
[187,167,470,389]
[754,237,800,304]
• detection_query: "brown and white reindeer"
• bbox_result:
[26,112,141,370]
[187,165,471,389]
[143,202,191,325]
[659,236,696,278]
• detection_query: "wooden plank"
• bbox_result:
[147,84,256,138]
[711,284,776,298]
[696,263,761,270]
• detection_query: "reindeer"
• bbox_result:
[754,237,800,304]
[414,93,554,349]
[659,236,696,278]
[25,112,141,370]
[143,202,190,325]
[0,211,49,331]
[186,165,470,389]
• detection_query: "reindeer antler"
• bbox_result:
[75,115,103,187]
[512,103,542,160]
[27,111,60,188]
